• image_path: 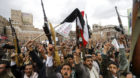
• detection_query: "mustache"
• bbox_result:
[89,63,92,65]
[88,63,92,66]
[64,72,68,76]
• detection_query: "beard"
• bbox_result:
[64,72,68,76]
[89,64,93,68]
[85,63,93,69]
[63,72,71,78]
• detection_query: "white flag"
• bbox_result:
[56,23,72,37]
[111,38,119,49]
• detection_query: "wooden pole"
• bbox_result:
[23,24,61,46]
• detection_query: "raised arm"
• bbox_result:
[26,41,44,69]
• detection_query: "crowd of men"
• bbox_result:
[0,34,133,78]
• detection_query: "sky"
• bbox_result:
[0,0,132,30]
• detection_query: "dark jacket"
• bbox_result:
[11,65,24,78]
[45,66,62,78]
[104,70,119,78]
[29,50,47,78]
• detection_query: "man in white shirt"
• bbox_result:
[74,48,99,78]
[24,64,38,78]
[92,53,100,74]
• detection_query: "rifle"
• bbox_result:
[40,0,61,66]
[41,0,52,44]
[115,6,124,34]
[9,18,21,66]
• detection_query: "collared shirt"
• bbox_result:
[87,68,96,78]
[87,66,99,78]
[113,75,118,78]
[45,55,53,67]
[93,61,100,74]
[24,72,38,78]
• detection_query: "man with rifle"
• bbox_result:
[114,6,130,77]
[114,6,128,48]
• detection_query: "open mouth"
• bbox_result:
[64,72,68,76]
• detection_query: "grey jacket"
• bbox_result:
[119,48,128,71]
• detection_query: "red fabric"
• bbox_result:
[80,11,88,47]
[76,11,88,47]
[80,29,87,47]
[0,36,7,40]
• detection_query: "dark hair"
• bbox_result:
[67,54,73,59]
[83,55,92,61]
[23,63,33,70]
[95,52,101,56]
[108,61,119,68]
[96,46,99,49]
[61,63,72,70]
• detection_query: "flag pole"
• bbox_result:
[54,24,61,29]
[23,24,61,46]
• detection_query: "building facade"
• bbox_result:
[22,13,33,25]
[10,9,47,43]
[0,15,9,36]
[0,9,47,43]
[11,10,23,26]
[92,24,120,42]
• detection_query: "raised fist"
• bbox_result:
[47,44,54,56]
